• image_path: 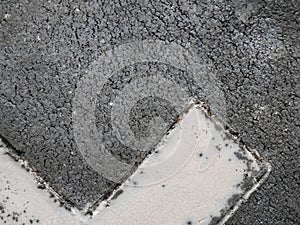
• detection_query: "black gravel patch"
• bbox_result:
[0,0,299,223]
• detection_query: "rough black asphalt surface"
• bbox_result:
[0,0,299,224]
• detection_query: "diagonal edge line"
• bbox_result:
[217,161,272,225]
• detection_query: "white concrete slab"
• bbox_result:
[0,104,270,225]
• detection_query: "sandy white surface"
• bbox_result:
[0,105,263,225]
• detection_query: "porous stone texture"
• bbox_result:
[0,0,299,224]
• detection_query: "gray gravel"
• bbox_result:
[0,0,299,224]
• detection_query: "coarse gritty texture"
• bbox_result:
[0,0,299,224]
